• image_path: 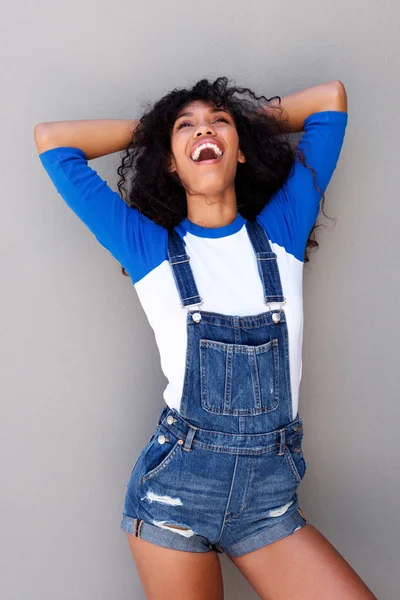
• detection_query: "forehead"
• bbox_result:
[176,100,228,119]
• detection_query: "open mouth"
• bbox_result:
[190,142,224,165]
[192,154,223,166]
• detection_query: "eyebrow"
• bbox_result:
[175,107,231,121]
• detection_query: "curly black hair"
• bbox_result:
[116,76,331,277]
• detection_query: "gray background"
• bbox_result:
[1,1,398,598]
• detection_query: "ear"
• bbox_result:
[169,154,177,173]
[238,148,246,164]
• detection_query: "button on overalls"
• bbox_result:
[121,219,308,556]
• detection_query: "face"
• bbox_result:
[169,100,246,197]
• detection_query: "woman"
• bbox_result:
[34,77,376,599]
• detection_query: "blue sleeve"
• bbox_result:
[38,146,167,283]
[257,110,348,262]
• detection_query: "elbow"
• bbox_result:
[34,123,55,154]
[324,80,348,112]
[331,79,346,90]
[333,80,347,99]
[34,122,50,139]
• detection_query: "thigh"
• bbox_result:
[228,524,377,600]
[126,533,224,600]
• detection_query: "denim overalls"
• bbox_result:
[120,218,308,556]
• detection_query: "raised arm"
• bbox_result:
[261,80,348,133]
[257,82,348,261]
[33,118,167,284]
[34,118,140,159]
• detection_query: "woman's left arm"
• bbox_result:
[262,80,348,132]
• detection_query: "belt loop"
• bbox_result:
[183,425,196,452]
[278,428,286,455]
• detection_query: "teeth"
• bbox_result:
[191,142,223,161]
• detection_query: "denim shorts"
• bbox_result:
[120,405,308,557]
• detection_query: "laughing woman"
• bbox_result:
[34,77,376,600]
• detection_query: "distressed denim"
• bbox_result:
[120,219,308,556]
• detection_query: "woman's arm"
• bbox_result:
[262,80,348,133]
[258,84,348,261]
[34,116,163,281]
[34,119,140,159]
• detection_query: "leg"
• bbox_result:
[228,524,377,600]
[126,533,224,600]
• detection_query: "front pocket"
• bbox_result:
[200,338,279,415]
[141,428,182,483]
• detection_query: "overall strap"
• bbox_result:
[245,219,285,305]
[167,228,203,309]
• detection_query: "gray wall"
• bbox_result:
[1,1,398,598]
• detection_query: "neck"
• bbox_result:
[186,187,238,228]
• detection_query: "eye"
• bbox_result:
[175,116,230,130]
[176,121,191,130]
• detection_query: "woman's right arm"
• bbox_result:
[33,119,168,284]
[34,119,139,159]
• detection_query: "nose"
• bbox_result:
[194,122,215,138]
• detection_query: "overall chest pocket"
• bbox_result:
[200,338,279,415]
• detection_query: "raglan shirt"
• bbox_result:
[38,110,348,419]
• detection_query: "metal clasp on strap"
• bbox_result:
[185,300,204,323]
[171,254,190,266]
[265,298,286,324]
